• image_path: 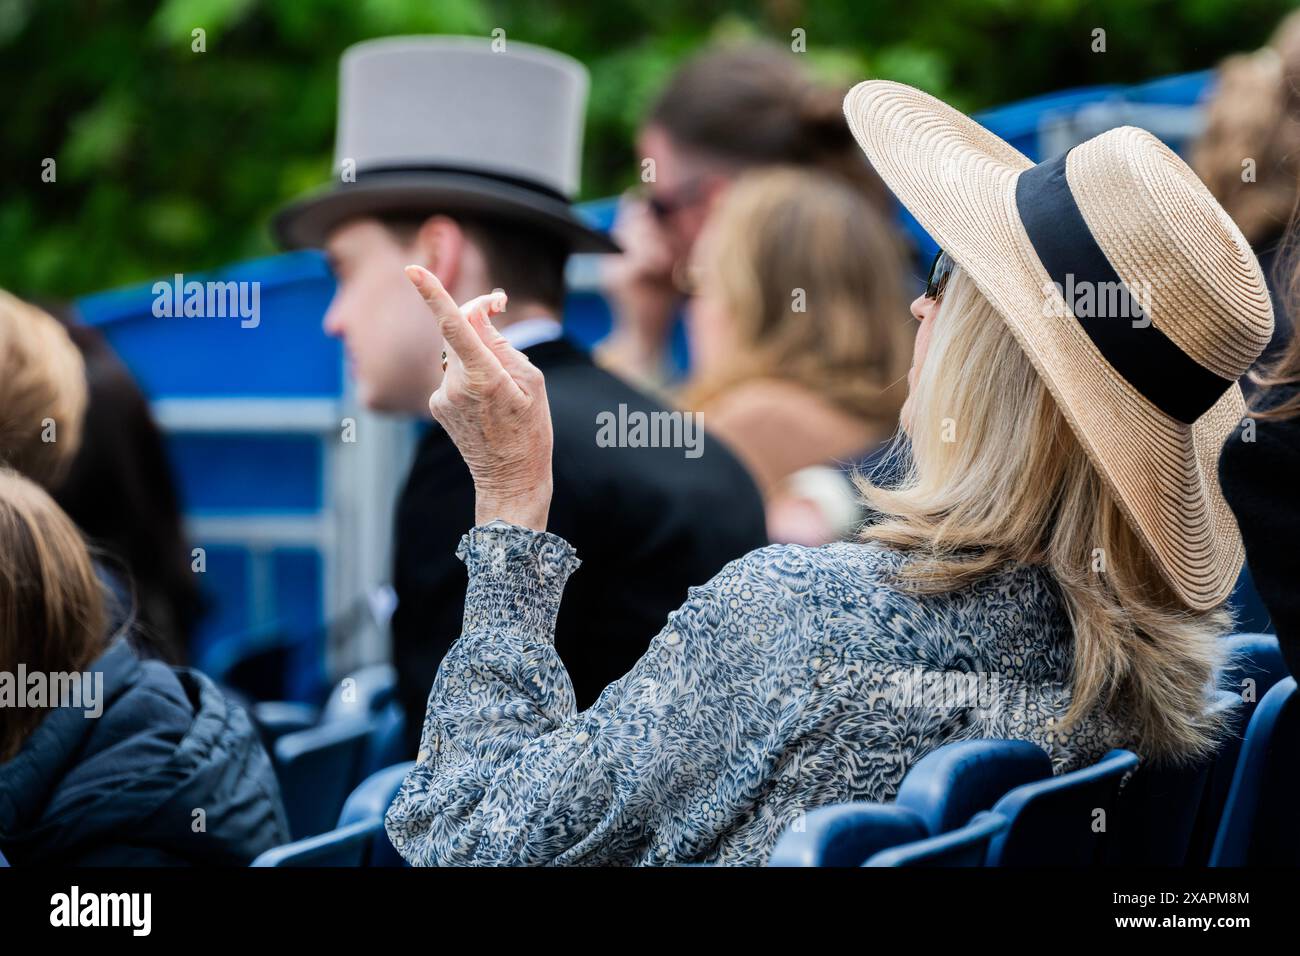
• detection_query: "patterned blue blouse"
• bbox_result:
[384,522,1126,866]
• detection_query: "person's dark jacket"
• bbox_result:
[1219,382,1300,678]
[1253,240,1294,367]
[0,637,289,865]
[392,336,769,754]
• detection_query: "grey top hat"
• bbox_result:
[273,36,618,253]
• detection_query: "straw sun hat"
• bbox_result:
[843,81,1274,610]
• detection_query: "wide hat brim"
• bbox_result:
[272,170,620,254]
[844,80,1246,610]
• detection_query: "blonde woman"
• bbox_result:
[0,289,87,488]
[384,81,1272,866]
[680,167,912,538]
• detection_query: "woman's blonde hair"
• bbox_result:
[1192,9,1300,249]
[857,270,1229,764]
[679,167,912,427]
[0,289,88,489]
[0,467,106,761]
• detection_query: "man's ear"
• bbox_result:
[412,216,466,289]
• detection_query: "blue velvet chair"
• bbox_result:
[894,738,1053,834]
[274,717,373,840]
[250,819,381,867]
[1219,633,1288,717]
[768,804,928,867]
[361,699,408,778]
[1210,677,1299,866]
[323,664,409,777]
[865,811,1008,867]
[1108,690,1246,865]
[322,664,398,721]
[769,738,1056,866]
[250,700,320,751]
[986,749,1138,865]
[338,761,415,867]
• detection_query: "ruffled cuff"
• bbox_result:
[456,521,581,641]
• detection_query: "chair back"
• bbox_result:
[865,811,1007,867]
[894,739,1052,834]
[1108,690,1245,865]
[769,803,927,867]
[323,664,398,722]
[1219,634,1287,721]
[1210,677,1299,866]
[250,820,379,867]
[987,749,1138,865]
[338,762,416,867]
[274,718,372,839]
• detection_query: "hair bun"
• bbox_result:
[799,84,852,145]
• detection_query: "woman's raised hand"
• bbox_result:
[404,264,553,532]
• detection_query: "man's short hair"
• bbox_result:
[0,290,88,489]
[381,213,569,313]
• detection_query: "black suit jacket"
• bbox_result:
[391,336,769,754]
[1219,383,1300,678]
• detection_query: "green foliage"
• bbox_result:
[3,0,1296,296]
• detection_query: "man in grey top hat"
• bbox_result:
[273,36,768,756]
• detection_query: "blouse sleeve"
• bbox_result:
[383,521,809,866]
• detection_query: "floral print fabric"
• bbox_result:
[385,521,1123,865]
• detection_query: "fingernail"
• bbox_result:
[404,265,422,282]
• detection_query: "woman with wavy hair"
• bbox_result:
[384,82,1273,866]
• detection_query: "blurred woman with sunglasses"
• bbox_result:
[677,166,913,542]
[597,42,895,393]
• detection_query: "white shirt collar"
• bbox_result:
[500,316,563,351]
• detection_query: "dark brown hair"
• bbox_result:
[0,467,106,760]
[647,42,891,215]
[381,214,568,313]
